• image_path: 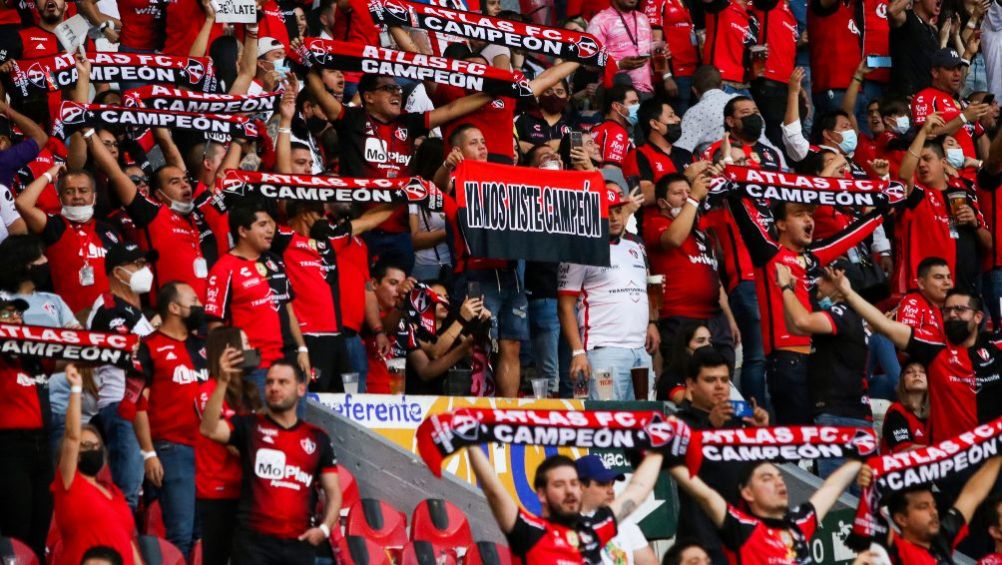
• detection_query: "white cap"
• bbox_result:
[258,37,285,59]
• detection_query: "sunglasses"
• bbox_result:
[129,175,148,186]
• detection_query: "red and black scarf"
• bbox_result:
[123,85,281,114]
[711,166,908,209]
[57,102,257,139]
[292,38,533,99]
[220,169,444,210]
[0,323,138,368]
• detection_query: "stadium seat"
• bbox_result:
[399,540,458,565]
[339,466,362,513]
[332,535,393,565]
[190,539,203,565]
[45,540,62,565]
[0,537,40,565]
[345,499,409,548]
[138,535,185,565]
[464,541,514,565]
[142,499,167,537]
[44,519,60,565]
[410,498,473,549]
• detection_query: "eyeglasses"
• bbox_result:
[129,175,148,186]
[942,306,976,315]
[80,441,102,450]
[103,140,119,148]
[373,84,403,95]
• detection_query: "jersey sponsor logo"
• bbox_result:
[15,372,45,387]
[491,98,505,109]
[254,447,315,489]
[172,365,207,384]
[364,136,389,162]
[876,2,887,18]
[257,425,278,444]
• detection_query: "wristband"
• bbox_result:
[99,20,112,30]
[141,450,157,461]
[968,20,978,28]
[43,171,54,184]
[960,112,969,124]
[297,346,309,354]
[277,127,292,134]
[781,283,796,293]
[722,156,735,164]
[82,129,96,139]
[572,349,586,357]
[662,72,673,80]
[961,58,971,67]
[685,197,700,209]
[70,385,82,394]
[318,523,331,538]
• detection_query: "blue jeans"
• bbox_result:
[814,413,870,496]
[722,84,751,97]
[455,268,529,341]
[585,347,653,400]
[867,332,901,400]
[362,231,415,274]
[152,440,197,557]
[345,335,368,393]
[528,299,560,393]
[964,53,989,97]
[730,281,767,409]
[97,402,143,510]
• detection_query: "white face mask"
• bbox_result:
[540,159,561,170]
[61,204,94,223]
[669,206,683,218]
[160,190,194,215]
[946,147,966,168]
[119,266,153,294]
[892,115,911,135]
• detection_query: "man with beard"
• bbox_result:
[200,359,341,565]
[912,49,993,163]
[836,273,1002,446]
[467,444,665,563]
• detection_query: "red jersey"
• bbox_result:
[567,0,611,19]
[704,0,753,83]
[506,507,618,564]
[228,414,338,539]
[40,215,120,313]
[807,0,861,92]
[193,182,232,259]
[720,504,818,564]
[118,0,166,50]
[0,355,47,430]
[435,85,516,163]
[204,252,294,367]
[0,5,21,25]
[880,401,927,453]
[912,87,982,159]
[334,234,369,332]
[861,0,891,83]
[163,0,226,56]
[642,0,699,77]
[749,0,798,83]
[194,379,242,500]
[977,170,1002,269]
[980,554,1002,565]
[642,213,721,318]
[873,131,906,178]
[52,471,136,565]
[124,194,216,299]
[275,228,340,335]
[889,507,967,564]
[136,331,208,446]
[622,143,688,184]
[895,292,944,341]
[591,120,633,168]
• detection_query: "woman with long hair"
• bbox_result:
[657,321,712,403]
[53,364,141,564]
[881,361,930,453]
[195,326,260,565]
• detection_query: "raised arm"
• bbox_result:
[667,465,728,527]
[899,114,945,192]
[841,62,873,132]
[0,100,47,149]
[809,460,862,521]
[659,176,708,249]
[275,83,297,174]
[87,126,138,206]
[781,68,810,162]
[834,269,913,349]
[954,455,1002,523]
[608,452,664,521]
[467,444,519,532]
[15,163,61,233]
[229,24,260,95]
[59,364,84,489]
[306,69,344,122]
[199,347,242,443]
[529,61,581,96]
[189,0,216,57]
[428,93,492,129]
[887,0,909,26]
[775,264,834,335]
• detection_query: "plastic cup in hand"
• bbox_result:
[386,358,406,395]
[530,377,548,399]
[341,372,359,395]
[594,368,614,400]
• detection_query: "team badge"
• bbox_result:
[300,437,317,455]
[566,531,579,548]
[256,262,268,277]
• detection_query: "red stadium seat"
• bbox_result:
[399,541,458,565]
[45,540,62,565]
[464,541,514,565]
[332,535,393,565]
[190,539,203,565]
[410,498,473,549]
[142,499,167,537]
[345,499,409,548]
[44,519,60,565]
[338,466,361,514]
[0,537,40,565]
[138,535,185,565]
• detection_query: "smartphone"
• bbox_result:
[467,281,482,300]
[731,400,754,418]
[984,94,996,105]
[866,55,893,69]
[570,131,583,151]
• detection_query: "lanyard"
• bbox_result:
[617,9,640,51]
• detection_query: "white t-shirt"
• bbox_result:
[408,205,451,267]
[600,518,648,565]
[558,237,649,350]
[0,185,22,243]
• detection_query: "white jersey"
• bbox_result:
[558,237,650,350]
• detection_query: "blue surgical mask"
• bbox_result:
[837,129,858,154]
[892,115,910,135]
[946,147,966,168]
[625,103,640,126]
[818,296,834,311]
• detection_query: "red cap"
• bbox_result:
[606,185,626,208]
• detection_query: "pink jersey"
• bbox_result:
[587,7,654,93]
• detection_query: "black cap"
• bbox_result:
[104,242,153,274]
[930,48,968,69]
[0,297,29,312]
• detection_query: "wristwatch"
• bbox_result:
[780,283,796,293]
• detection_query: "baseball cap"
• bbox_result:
[258,37,285,59]
[104,242,154,274]
[605,185,627,208]
[930,48,968,69]
[575,454,625,483]
[0,297,29,312]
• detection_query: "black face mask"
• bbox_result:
[78,448,105,476]
[184,305,206,333]
[240,348,262,370]
[538,94,568,115]
[738,114,764,141]
[944,319,972,344]
[664,123,683,144]
[28,263,50,289]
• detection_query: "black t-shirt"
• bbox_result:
[332,106,430,180]
[889,11,938,96]
[807,302,872,419]
[525,262,559,300]
[515,112,572,147]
